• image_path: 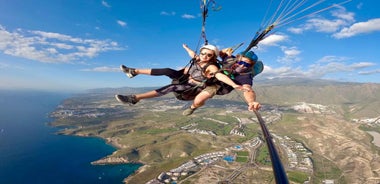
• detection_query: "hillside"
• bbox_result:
[50,78,380,184]
[90,78,380,118]
[205,78,379,118]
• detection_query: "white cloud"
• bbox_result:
[358,69,380,75]
[350,62,376,69]
[0,25,123,63]
[331,7,355,23]
[305,18,349,33]
[261,56,377,80]
[287,27,304,34]
[333,18,380,39]
[160,11,176,16]
[81,66,119,72]
[357,2,363,10]
[102,0,111,8]
[307,60,375,78]
[182,14,196,19]
[117,20,127,27]
[277,46,301,64]
[317,55,349,63]
[30,30,74,41]
[259,34,287,46]
[0,62,10,69]
[287,5,380,40]
[287,5,355,35]
[260,65,307,79]
[308,62,352,76]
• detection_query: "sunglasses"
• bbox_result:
[237,61,252,67]
[200,52,214,57]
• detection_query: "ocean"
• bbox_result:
[0,90,141,184]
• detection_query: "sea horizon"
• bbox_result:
[0,89,141,184]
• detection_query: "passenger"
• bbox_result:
[115,44,243,109]
[182,48,261,115]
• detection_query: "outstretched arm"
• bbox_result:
[183,44,197,58]
[242,85,261,111]
[206,65,241,89]
[214,73,241,89]
[211,63,261,111]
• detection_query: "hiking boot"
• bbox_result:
[115,95,138,105]
[183,107,197,116]
[120,65,137,78]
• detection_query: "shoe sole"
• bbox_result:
[183,109,195,116]
[115,95,126,103]
[115,94,133,105]
[120,65,134,78]
[115,94,137,105]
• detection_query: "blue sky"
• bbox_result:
[0,0,379,92]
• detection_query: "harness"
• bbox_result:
[215,55,264,96]
[172,60,219,101]
[219,56,253,79]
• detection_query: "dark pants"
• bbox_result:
[151,68,185,79]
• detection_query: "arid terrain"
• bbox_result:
[50,79,380,184]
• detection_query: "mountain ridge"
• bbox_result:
[92,78,380,118]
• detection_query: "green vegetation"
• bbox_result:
[236,156,248,162]
[140,128,178,135]
[236,151,249,163]
[195,118,234,135]
[310,154,345,183]
[213,114,239,123]
[359,124,380,133]
[237,151,249,156]
[287,171,309,183]
[256,146,271,166]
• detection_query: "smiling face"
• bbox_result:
[199,48,215,62]
[238,55,255,66]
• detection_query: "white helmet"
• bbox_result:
[200,44,219,57]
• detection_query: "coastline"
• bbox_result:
[123,165,151,183]
[0,90,141,184]
[85,135,146,183]
[91,155,129,165]
[57,130,140,162]
[55,128,144,182]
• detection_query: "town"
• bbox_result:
[50,96,380,184]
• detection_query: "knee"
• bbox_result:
[193,100,205,107]
[193,92,211,107]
